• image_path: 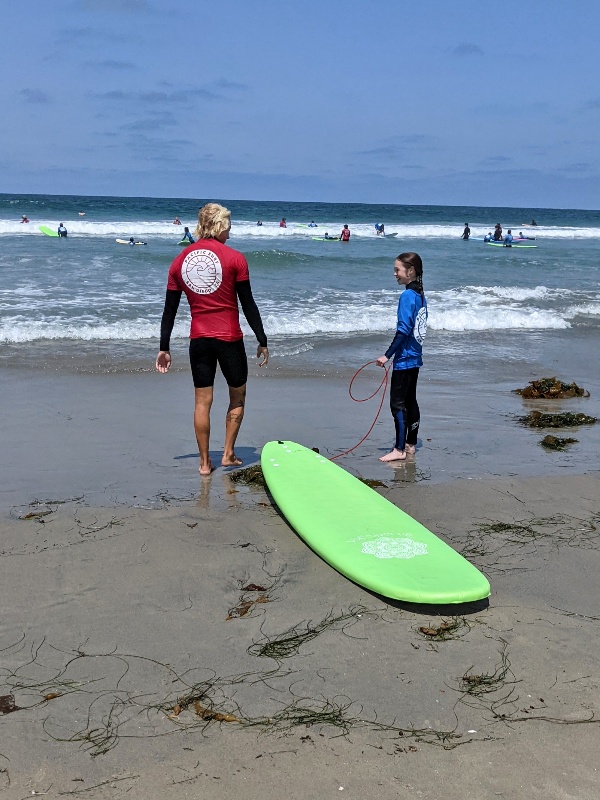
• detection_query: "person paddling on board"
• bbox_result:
[57,223,68,238]
[340,224,351,242]
[156,202,269,476]
[504,229,514,247]
[518,231,536,240]
[375,252,427,463]
[461,223,471,240]
[324,232,339,240]
[182,226,194,243]
[308,221,318,228]
[483,232,493,242]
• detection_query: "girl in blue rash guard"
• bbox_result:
[376,252,427,462]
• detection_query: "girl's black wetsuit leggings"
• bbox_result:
[389,367,420,451]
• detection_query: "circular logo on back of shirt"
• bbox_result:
[181,249,222,295]
[414,306,428,344]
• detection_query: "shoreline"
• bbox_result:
[1,360,598,513]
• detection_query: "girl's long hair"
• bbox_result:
[398,251,424,293]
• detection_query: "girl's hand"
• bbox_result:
[376,355,388,368]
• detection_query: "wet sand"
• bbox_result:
[1,367,600,799]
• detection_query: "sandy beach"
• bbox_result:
[1,363,599,799]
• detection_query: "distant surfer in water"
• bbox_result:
[58,223,68,237]
[493,223,503,241]
[21,215,29,223]
[340,224,351,242]
[182,226,194,243]
[483,232,493,242]
[376,252,427,462]
[156,202,269,476]
[173,216,181,225]
[504,229,514,247]
[461,223,471,240]
[279,217,287,228]
[375,223,385,236]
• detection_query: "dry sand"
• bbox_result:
[1,368,600,799]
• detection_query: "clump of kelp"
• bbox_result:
[517,411,597,429]
[229,464,266,488]
[417,617,470,642]
[540,435,579,451]
[514,377,590,399]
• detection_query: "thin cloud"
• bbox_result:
[20,88,51,104]
[73,0,154,12]
[480,155,512,164]
[86,59,137,70]
[357,134,436,157]
[556,162,592,173]
[452,43,484,57]
[93,87,226,104]
[120,113,177,131]
[582,98,600,111]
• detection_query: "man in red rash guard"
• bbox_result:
[340,224,351,241]
[156,203,269,476]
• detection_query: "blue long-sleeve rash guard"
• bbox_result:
[385,284,428,370]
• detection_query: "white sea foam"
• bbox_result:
[2,218,600,240]
[2,285,598,342]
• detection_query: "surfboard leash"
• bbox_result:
[330,361,391,461]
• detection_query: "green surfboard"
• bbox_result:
[261,441,490,604]
[39,225,59,237]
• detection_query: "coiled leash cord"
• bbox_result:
[330,360,391,461]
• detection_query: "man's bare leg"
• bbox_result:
[222,384,246,467]
[194,387,214,475]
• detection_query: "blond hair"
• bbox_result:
[194,202,231,240]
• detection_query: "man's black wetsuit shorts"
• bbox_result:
[189,337,248,388]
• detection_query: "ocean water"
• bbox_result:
[1,193,599,378]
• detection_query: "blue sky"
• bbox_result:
[4,0,600,207]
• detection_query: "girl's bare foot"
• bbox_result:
[222,453,243,468]
[379,448,406,462]
[405,444,416,455]
[199,459,214,476]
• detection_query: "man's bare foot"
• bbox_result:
[379,448,406,462]
[222,453,243,468]
[199,460,214,476]
[405,444,416,455]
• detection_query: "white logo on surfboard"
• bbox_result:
[181,249,222,295]
[350,535,428,560]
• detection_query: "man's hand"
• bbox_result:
[257,345,269,367]
[375,355,388,368]
[156,351,171,373]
